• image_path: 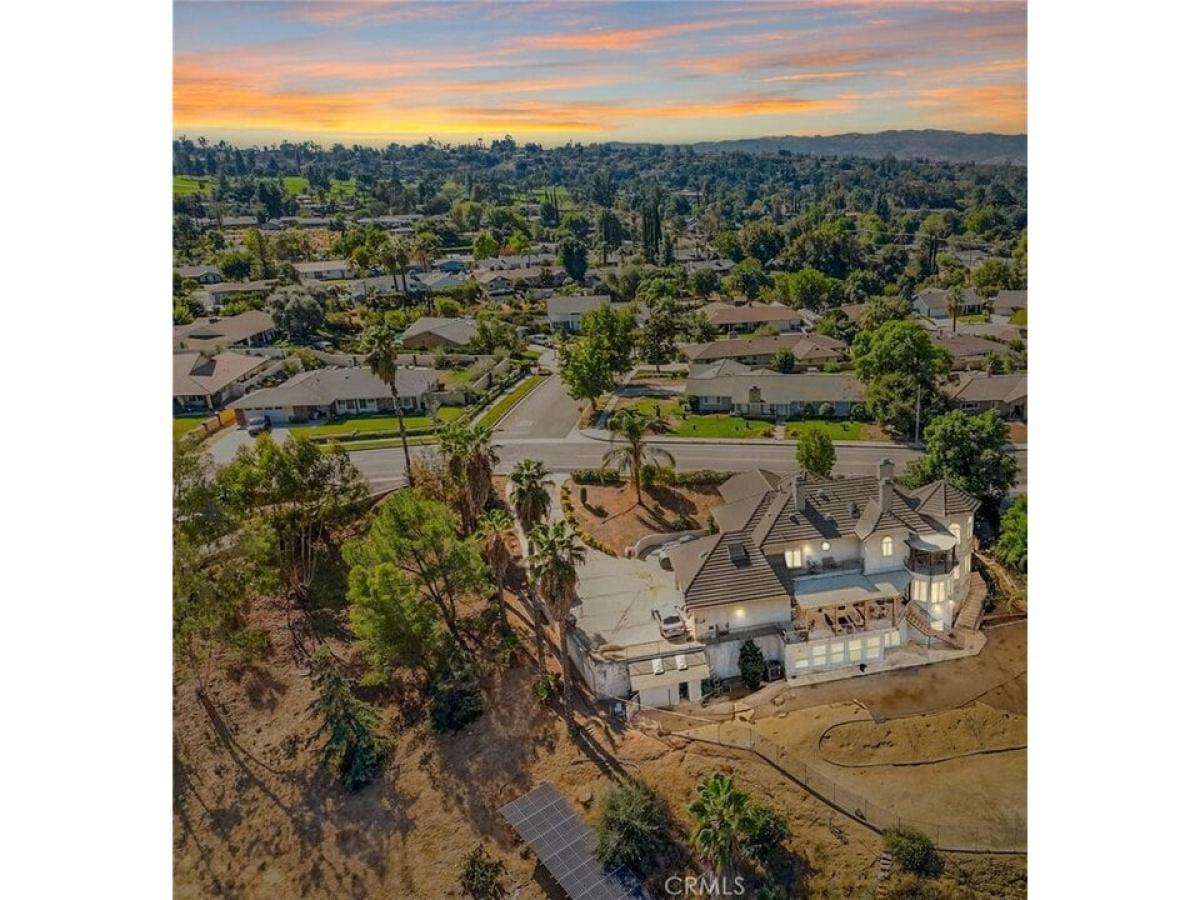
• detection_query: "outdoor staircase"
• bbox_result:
[906,604,964,649]
[875,851,894,898]
[954,572,988,633]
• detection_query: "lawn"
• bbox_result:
[290,408,463,438]
[956,313,991,324]
[615,395,687,418]
[1010,308,1027,327]
[173,175,211,197]
[173,415,208,439]
[784,420,876,441]
[669,414,773,439]
[478,374,547,429]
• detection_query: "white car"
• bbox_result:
[650,533,697,570]
[245,416,271,436]
[652,605,686,639]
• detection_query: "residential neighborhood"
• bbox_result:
[168,78,1032,900]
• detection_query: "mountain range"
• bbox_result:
[685,130,1026,164]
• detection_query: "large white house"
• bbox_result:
[568,463,985,709]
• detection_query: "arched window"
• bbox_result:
[881,536,894,557]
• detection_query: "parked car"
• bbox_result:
[652,604,686,639]
[246,416,271,436]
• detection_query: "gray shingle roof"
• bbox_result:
[400,316,477,348]
[230,366,437,410]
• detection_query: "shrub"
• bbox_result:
[667,469,732,486]
[640,463,660,488]
[798,403,816,419]
[571,467,619,485]
[883,826,939,876]
[459,845,504,898]
[595,780,672,873]
[738,640,766,691]
[850,403,868,422]
[307,646,392,791]
[670,512,692,531]
[818,402,836,418]
[428,642,484,733]
[533,672,561,704]
[741,802,791,867]
[579,485,589,507]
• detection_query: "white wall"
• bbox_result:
[687,596,792,637]
[862,528,908,575]
[705,634,785,680]
[784,624,906,676]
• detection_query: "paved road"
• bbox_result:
[348,435,1027,494]
[492,371,580,440]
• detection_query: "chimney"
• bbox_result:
[879,477,894,513]
[877,458,894,481]
[792,474,806,513]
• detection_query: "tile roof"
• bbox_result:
[681,333,846,363]
[547,294,611,316]
[701,302,804,326]
[174,311,276,348]
[672,470,979,610]
[686,369,865,406]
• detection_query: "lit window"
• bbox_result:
[794,658,809,670]
[784,548,804,569]
[820,541,831,552]
[882,536,894,557]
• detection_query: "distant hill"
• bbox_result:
[688,130,1026,164]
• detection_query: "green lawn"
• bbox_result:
[478,374,547,429]
[670,415,773,439]
[1010,308,1027,327]
[618,396,686,418]
[317,434,439,454]
[173,415,208,439]
[173,175,211,197]
[290,408,463,437]
[784,420,868,441]
[956,313,991,324]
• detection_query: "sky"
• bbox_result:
[174,0,1027,147]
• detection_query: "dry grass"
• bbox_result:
[565,480,723,555]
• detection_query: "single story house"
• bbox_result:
[176,265,223,285]
[196,279,275,311]
[174,310,277,352]
[230,366,439,426]
[547,294,612,332]
[989,290,1028,317]
[474,270,516,297]
[682,258,736,276]
[913,288,989,319]
[400,316,478,351]
[688,360,866,418]
[681,333,847,369]
[412,270,469,293]
[933,333,1009,369]
[293,259,354,281]
[474,252,558,271]
[700,301,807,334]
[947,372,1028,420]
[173,350,274,412]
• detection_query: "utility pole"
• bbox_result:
[914,383,923,448]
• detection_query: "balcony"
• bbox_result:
[905,550,958,576]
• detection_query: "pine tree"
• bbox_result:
[308,646,392,790]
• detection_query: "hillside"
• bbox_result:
[689,129,1027,164]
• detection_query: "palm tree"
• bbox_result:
[946,283,963,334]
[602,409,675,506]
[438,423,475,531]
[476,507,514,632]
[465,424,499,517]
[527,520,586,730]
[687,773,751,875]
[377,236,409,295]
[363,324,412,485]
[508,458,552,531]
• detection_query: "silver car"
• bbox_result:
[652,604,686,639]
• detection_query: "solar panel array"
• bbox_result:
[499,783,647,900]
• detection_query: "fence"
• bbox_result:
[634,709,1027,854]
[178,408,237,449]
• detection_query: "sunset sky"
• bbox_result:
[174,0,1026,146]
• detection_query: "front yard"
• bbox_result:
[564,478,724,555]
[670,414,773,439]
[288,407,464,438]
[784,420,887,441]
[173,414,207,440]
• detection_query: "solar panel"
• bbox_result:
[500,783,648,900]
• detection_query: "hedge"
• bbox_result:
[569,467,732,487]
